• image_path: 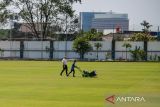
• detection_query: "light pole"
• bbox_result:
[40,22,43,59]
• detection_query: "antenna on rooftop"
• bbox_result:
[158,26,160,37]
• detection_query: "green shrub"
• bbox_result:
[158,56,160,61]
[130,46,146,61]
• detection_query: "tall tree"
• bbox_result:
[0,0,11,24]
[58,14,79,34]
[73,37,92,59]
[122,42,132,60]
[1,0,81,39]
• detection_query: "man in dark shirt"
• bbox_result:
[68,60,77,77]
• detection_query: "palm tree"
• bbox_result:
[140,20,152,33]
[122,43,132,60]
[94,42,102,60]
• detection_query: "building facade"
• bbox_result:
[80,12,129,32]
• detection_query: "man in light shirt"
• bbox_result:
[60,56,68,76]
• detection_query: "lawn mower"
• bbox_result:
[76,67,97,77]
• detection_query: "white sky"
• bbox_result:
[73,0,160,31]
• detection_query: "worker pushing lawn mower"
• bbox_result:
[67,60,97,77]
[68,60,77,77]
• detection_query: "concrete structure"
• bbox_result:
[0,41,160,61]
[80,11,129,32]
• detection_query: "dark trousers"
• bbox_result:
[60,65,68,76]
[68,69,75,77]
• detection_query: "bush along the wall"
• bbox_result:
[0,48,4,57]
[153,54,158,61]
[130,46,146,61]
[158,56,160,61]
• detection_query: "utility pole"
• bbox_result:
[40,22,43,59]
[9,13,19,58]
[65,15,68,57]
[9,15,14,58]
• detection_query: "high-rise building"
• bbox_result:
[80,12,129,32]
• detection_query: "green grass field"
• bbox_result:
[0,61,159,107]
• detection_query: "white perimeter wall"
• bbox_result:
[0,41,20,57]
[148,42,160,60]
[0,41,160,60]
